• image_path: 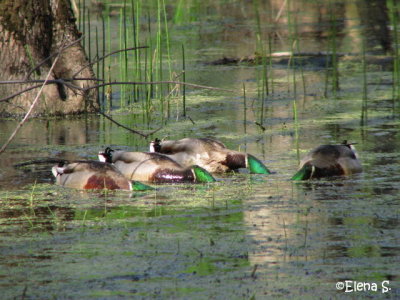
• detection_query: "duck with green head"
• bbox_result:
[98,147,215,184]
[291,141,362,180]
[52,160,152,191]
[149,137,271,174]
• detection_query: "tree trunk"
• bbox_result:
[0,0,98,117]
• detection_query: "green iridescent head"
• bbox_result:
[247,154,271,174]
[131,181,155,191]
[192,165,216,183]
[291,164,313,181]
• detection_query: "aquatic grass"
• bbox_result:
[122,0,130,106]
[95,26,100,105]
[173,0,186,25]
[77,0,81,30]
[267,33,274,95]
[293,41,306,98]
[74,0,204,125]
[260,53,269,126]
[292,100,300,162]
[243,83,247,134]
[80,210,89,234]
[156,0,164,117]
[132,0,142,105]
[286,0,295,98]
[325,2,339,98]
[87,8,92,64]
[101,14,106,107]
[361,35,368,125]
[29,180,37,216]
[182,44,186,117]
[118,8,125,107]
[388,0,400,108]
[81,0,86,50]
[288,43,297,100]
[252,0,269,126]
[161,0,172,83]
[105,66,112,113]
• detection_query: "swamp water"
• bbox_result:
[1,1,400,299]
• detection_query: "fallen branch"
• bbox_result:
[97,109,162,139]
[0,78,103,85]
[210,51,394,65]
[84,80,235,93]
[0,78,102,103]
[0,84,44,103]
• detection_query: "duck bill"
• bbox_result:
[98,153,107,162]
[192,165,216,183]
[131,181,154,191]
[247,154,271,174]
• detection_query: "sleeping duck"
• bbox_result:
[52,160,151,191]
[291,141,362,180]
[98,147,215,183]
[149,138,271,174]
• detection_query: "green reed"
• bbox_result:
[174,0,186,25]
[267,33,274,95]
[77,0,81,29]
[118,8,125,107]
[388,0,400,106]
[361,35,368,125]
[243,83,247,134]
[292,100,300,162]
[286,0,295,98]
[87,8,92,63]
[146,12,154,122]
[95,26,100,83]
[75,0,177,121]
[81,0,86,50]
[132,0,141,104]
[123,1,130,106]
[252,0,268,126]
[325,2,339,98]
[101,15,106,106]
[182,44,186,117]
[293,37,306,98]
[156,0,163,117]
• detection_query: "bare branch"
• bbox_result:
[0,78,103,85]
[0,84,44,103]
[0,51,61,154]
[84,80,235,93]
[96,109,162,138]
[0,79,85,102]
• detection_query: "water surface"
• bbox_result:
[1,0,399,299]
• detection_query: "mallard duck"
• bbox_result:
[149,138,271,174]
[291,141,362,180]
[98,147,216,183]
[51,160,151,190]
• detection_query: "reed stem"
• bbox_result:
[182,44,186,117]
